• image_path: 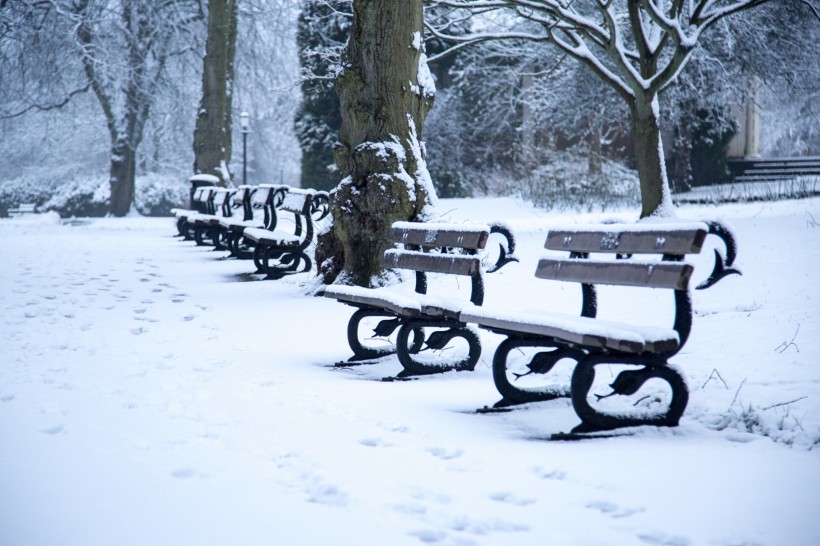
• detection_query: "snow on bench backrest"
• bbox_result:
[279,188,315,215]
[545,222,709,255]
[388,222,491,250]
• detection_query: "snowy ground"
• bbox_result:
[1,197,819,546]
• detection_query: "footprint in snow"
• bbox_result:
[489,492,535,506]
[130,327,147,335]
[587,500,644,518]
[359,437,391,448]
[1,394,15,402]
[531,466,566,480]
[41,424,65,435]
[171,468,198,479]
[305,480,348,507]
[426,447,463,460]
[407,529,448,544]
[638,532,690,546]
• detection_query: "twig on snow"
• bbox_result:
[701,368,729,390]
[774,324,800,354]
[762,396,808,411]
[730,378,747,407]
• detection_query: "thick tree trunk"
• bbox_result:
[316,0,436,286]
[109,140,136,217]
[630,96,673,218]
[193,0,237,185]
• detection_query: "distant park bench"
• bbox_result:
[188,187,242,248]
[8,203,37,216]
[241,187,330,278]
[172,186,214,239]
[220,184,286,260]
[321,221,517,377]
[460,221,740,433]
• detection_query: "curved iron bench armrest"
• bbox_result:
[696,220,742,290]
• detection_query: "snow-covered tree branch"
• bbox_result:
[428,0,774,216]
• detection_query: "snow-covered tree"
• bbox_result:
[429,0,774,217]
[316,0,437,285]
[294,0,351,191]
[193,0,238,185]
[69,0,202,216]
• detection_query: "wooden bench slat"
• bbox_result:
[545,224,708,255]
[383,249,480,276]
[321,285,423,317]
[388,222,490,250]
[535,257,694,290]
[461,306,681,354]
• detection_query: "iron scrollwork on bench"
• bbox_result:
[697,221,742,290]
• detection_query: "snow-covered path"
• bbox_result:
[1,199,819,546]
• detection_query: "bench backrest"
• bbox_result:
[248,184,285,229]
[388,222,489,250]
[197,187,215,214]
[540,222,709,353]
[384,222,491,305]
[191,187,207,211]
[278,188,315,216]
[211,189,230,205]
[232,186,251,206]
[232,185,254,221]
[540,223,707,290]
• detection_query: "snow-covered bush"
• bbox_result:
[506,149,640,212]
[134,173,189,216]
[42,175,110,218]
[0,169,189,217]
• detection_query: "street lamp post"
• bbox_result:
[239,111,250,185]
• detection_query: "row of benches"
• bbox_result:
[173,187,741,434]
[320,219,740,433]
[172,184,330,278]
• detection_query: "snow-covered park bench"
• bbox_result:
[320,221,517,377]
[241,187,330,279]
[219,184,285,259]
[8,203,37,216]
[460,221,740,433]
[172,186,214,239]
[188,187,239,248]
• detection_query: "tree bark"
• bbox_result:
[630,95,672,218]
[316,0,436,286]
[193,0,237,185]
[671,120,693,194]
[588,126,602,176]
[109,139,136,216]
